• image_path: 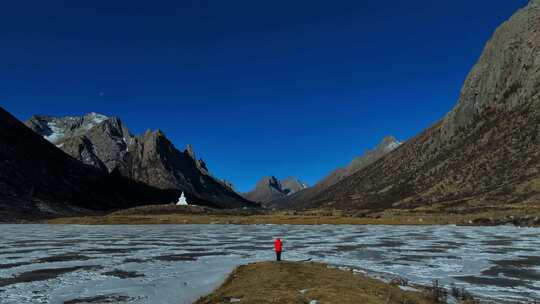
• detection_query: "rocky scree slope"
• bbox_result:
[290,0,540,212]
[26,114,254,209]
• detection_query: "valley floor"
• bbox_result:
[44,204,540,226]
[195,261,439,304]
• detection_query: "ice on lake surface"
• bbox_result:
[0,224,539,303]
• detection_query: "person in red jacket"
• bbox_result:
[274,238,283,261]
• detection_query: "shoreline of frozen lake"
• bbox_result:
[0,224,539,303]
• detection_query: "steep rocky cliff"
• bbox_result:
[442,0,540,137]
[26,114,253,209]
[290,1,540,212]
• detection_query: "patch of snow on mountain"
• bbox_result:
[88,112,108,123]
[83,113,108,130]
[122,137,130,152]
[44,123,66,144]
[386,140,402,150]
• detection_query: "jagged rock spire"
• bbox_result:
[186,144,196,159]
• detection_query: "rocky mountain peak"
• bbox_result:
[25,112,254,209]
[197,158,209,173]
[86,112,108,122]
[266,135,402,209]
[377,136,402,153]
[347,135,402,175]
[1,106,179,221]
[258,176,281,187]
[280,177,308,195]
[185,144,196,159]
[182,144,209,173]
[245,176,307,205]
[25,112,110,144]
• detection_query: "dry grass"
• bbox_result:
[195,261,432,304]
[44,213,476,225]
[46,206,540,226]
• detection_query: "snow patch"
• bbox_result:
[385,140,402,152]
[87,112,108,123]
[44,123,66,144]
[40,113,109,143]
[122,137,130,152]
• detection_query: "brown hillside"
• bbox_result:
[292,1,540,213]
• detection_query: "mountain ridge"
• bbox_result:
[287,0,540,212]
[0,107,179,221]
[268,136,401,209]
[25,113,254,209]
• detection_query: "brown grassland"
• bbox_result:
[194,261,436,304]
[46,203,540,226]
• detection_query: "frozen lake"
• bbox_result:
[0,224,539,303]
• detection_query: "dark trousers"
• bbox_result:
[276,251,282,261]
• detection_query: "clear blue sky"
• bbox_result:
[1,0,528,192]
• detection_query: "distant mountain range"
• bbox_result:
[244,176,308,205]
[25,113,253,209]
[269,136,401,209]
[318,136,402,190]
[284,0,540,212]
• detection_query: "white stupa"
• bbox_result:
[176,192,188,206]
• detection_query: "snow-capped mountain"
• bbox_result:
[26,112,109,145]
[25,113,254,209]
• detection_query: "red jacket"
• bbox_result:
[274,239,283,252]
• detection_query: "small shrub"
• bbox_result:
[429,280,447,304]
[450,284,480,304]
